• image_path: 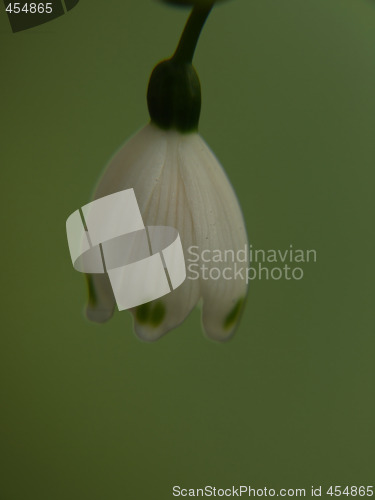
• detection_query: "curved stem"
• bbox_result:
[172,2,214,63]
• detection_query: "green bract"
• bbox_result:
[147,1,214,132]
[147,59,201,132]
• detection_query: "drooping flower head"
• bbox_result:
[86,0,249,341]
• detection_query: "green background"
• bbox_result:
[1,0,374,498]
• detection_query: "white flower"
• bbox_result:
[86,123,249,342]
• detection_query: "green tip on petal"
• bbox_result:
[224,297,245,331]
[85,274,115,324]
[86,274,97,307]
[135,301,166,328]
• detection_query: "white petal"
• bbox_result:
[94,124,168,203]
[92,124,201,338]
[178,134,249,341]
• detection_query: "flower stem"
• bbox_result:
[172,2,214,63]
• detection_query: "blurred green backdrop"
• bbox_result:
[1,0,374,499]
